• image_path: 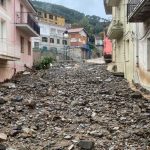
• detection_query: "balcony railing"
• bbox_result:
[0,39,20,61]
[107,20,123,39]
[128,0,150,22]
[16,12,40,35]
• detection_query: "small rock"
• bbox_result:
[68,144,74,150]
[131,91,142,99]
[89,130,103,138]
[0,144,6,150]
[0,133,7,141]
[24,99,36,109]
[0,97,7,105]
[7,148,16,150]
[71,100,78,107]
[22,127,35,137]
[2,83,16,89]
[78,140,94,150]
[9,130,19,137]
[12,96,23,102]
[64,135,72,140]
[91,112,96,118]
[23,71,30,75]
[105,78,112,82]
[133,104,141,113]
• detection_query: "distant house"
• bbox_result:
[0,0,40,82]
[68,28,91,60]
[37,10,65,26]
[68,28,89,47]
[32,22,69,52]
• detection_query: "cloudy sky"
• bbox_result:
[35,0,110,19]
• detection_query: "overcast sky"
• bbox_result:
[35,0,110,19]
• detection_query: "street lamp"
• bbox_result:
[63,31,69,60]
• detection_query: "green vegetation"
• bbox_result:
[31,1,110,40]
[34,56,54,70]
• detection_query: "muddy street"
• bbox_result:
[0,63,150,150]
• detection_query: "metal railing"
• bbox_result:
[16,12,40,35]
[127,0,145,18]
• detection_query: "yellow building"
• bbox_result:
[38,11,65,26]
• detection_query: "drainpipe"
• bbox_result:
[13,0,16,75]
[136,23,139,67]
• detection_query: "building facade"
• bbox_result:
[32,22,69,52]
[104,0,150,89]
[68,28,89,47]
[37,11,65,26]
[128,0,150,88]
[0,0,40,82]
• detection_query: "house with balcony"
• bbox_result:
[0,0,40,82]
[127,0,150,89]
[32,21,70,63]
[104,0,136,82]
[68,28,91,59]
[104,0,150,90]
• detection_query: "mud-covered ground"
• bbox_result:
[0,63,150,150]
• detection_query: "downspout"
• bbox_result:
[124,0,126,78]
[136,23,139,67]
[13,0,16,75]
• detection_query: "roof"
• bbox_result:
[68,28,84,33]
[25,0,37,13]
[68,28,89,37]
[37,9,65,18]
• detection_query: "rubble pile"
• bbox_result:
[0,64,150,150]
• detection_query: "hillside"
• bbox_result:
[31,1,110,41]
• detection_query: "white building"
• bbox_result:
[32,22,69,52]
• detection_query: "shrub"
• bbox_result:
[35,56,54,70]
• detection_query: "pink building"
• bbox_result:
[0,0,40,82]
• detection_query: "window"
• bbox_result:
[50,38,54,43]
[55,16,57,20]
[0,20,6,39]
[34,42,39,48]
[20,36,24,53]
[0,0,5,7]
[57,39,60,44]
[38,12,42,17]
[57,30,63,35]
[51,28,56,34]
[42,37,48,42]
[44,13,47,18]
[49,14,53,19]
[63,40,67,45]
[28,41,31,55]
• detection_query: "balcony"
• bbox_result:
[107,20,123,39]
[104,0,112,14]
[104,0,120,14]
[106,0,120,6]
[0,39,20,61]
[128,0,150,22]
[16,12,40,37]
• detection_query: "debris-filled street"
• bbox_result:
[0,63,150,150]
